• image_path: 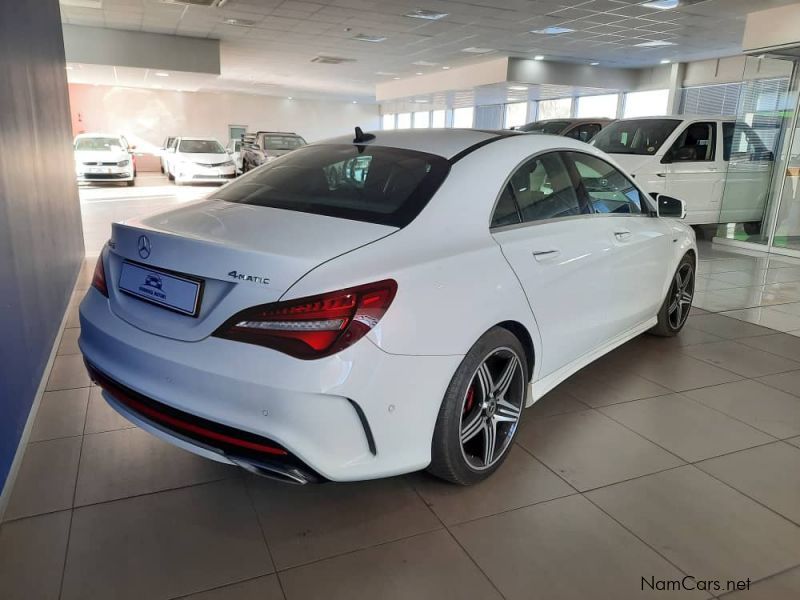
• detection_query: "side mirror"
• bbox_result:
[655,194,686,219]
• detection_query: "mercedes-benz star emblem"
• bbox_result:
[138,235,151,259]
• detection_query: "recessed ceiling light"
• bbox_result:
[462,47,494,54]
[660,59,672,64]
[642,0,679,9]
[533,55,545,61]
[530,26,574,35]
[442,66,450,70]
[412,60,439,67]
[375,71,397,76]
[353,33,387,43]
[154,72,170,77]
[509,85,528,91]
[415,72,423,75]
[288,96,293,100]
[392,76,401,80]
[352,100,358,103]
[590,62,600,66]
[404,9,448,20]
[635,40,677,47]
[223,18,256,26]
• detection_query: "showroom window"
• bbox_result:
[623,89,669,118]
[576,94,618,119]
[453,106,475,128]
[413,111,430,128]
[382,114,395,130]
[431,109,446,128]
[505,102,528,128]
[396,112,412,129]
[537,98,572,120]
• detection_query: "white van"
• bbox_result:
[591,116,775,229]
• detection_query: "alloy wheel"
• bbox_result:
[668,262,694,329]
[459,347,525,471]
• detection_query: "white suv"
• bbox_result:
[74,133,135,186]
[591,116,775,229]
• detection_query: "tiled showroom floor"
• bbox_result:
[3,242,800,600]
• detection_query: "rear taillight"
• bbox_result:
[214,279,397,359]
[91,254,108,297]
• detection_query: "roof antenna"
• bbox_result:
[353,126,375,144]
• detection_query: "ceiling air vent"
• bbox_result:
[160,0,229,7]
[311,55,356,65]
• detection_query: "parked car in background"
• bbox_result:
[518,118,614,142]
[74,133,136,186]
[160,136,176,174]
[80,129,695,486]
[167,137,236,185]
[590,116,775,229]
[226,138,244,174]
[241,131,307,172]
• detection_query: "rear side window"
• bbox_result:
[508,152,586,223]
[491,184,521,227]
[565,123,602,142]
[213,145,450,227]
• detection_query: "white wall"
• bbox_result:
[68,83,380,153]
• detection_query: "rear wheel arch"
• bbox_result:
[495,320,535,383]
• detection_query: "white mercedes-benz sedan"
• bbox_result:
[79,129,696,485]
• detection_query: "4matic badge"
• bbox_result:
[228,270,270,285]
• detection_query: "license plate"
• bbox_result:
[118,262,202,316]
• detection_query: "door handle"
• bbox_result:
[614,230,632,241]
[656,173,667,177]
[532,249,560,262]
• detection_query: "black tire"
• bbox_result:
[160,165,165,174]
[126,179,135,187]
[743,221,761,235]
[428,327,528,485]
[650,254,695,337]
[168,171,174,181]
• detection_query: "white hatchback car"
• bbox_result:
[79,129,696,485]
[591,116,775,229]
[166,137,236,185]
[74,133,135,186]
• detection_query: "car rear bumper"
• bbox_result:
[78,288,462,481]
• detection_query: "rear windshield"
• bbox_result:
[591,119,680,155]
[519,121,571,134]
[262,135,306,150]
[212,144,450,227]
[178,140,224,153]
[75,137,124,151]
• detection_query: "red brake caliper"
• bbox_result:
[464,385,475,413]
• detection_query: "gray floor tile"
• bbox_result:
[788,436,800,449]
[683,380,800,439]
[586,466,800,583]
[65,300,81,328]
[45,354,91,391]
[75,427,236,506]
[681,340,800,378]
[516,409,683,491]
[627,350,743,392]
[413,445,574,525]
[84,386,135,434]
[29,388,89,442]
[178,575,284,600]
[687,314,776,340]
[0,510,71,600]
[451,494,707,600]
[57,327,81,355]
[4,436,82,521]
[601,394,774,462]
[722,566,800,599]
[738,333,800,362]
[723,307,800,333]
[697,442,800,525]
[771,301,800,316]
[690,306,710,314]
[560,367,673,407]
[247,476,441,570]
[280,529,501,600]
[527,385,589,417]
[61,480,272,600]
[758,370,800,398]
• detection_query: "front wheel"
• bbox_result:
[428,327,528,485]
[650,254,695,337]
[126,179,135,187]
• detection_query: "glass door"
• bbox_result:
[771,72,800,253]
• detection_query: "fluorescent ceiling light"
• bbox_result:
[392,76,401,80]
[509,85,528,91]
[287,96,293,100]
[462,47,494,54]
[405,9,448,20]
[352,100,358,104]
[442,66,450,70]
[590,62,599,66]
[660,59,672,64]
[533,55,545,60]
[65,65,74,70]
[413,99,429,103]
[223,18,256,26]
[375,71,397,76]
[353,33,387,43]
[412,60,439,67]
[415,72,424,75]
[635,40,677,47]
[529,26,574,34]
[154,72,170,77]
[642,0,679,8]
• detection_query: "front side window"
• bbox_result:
[178,140,225,154]
[508,152,586,223]
[591,119,681,155]
[567,152,644,214]
[565,123,602,142]
[665,122,716,162]
[213,145,450,227]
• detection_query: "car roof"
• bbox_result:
[614,114,735,122]
[74,133,124,139]
[176,137,222,142]
[321,129,525,160]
